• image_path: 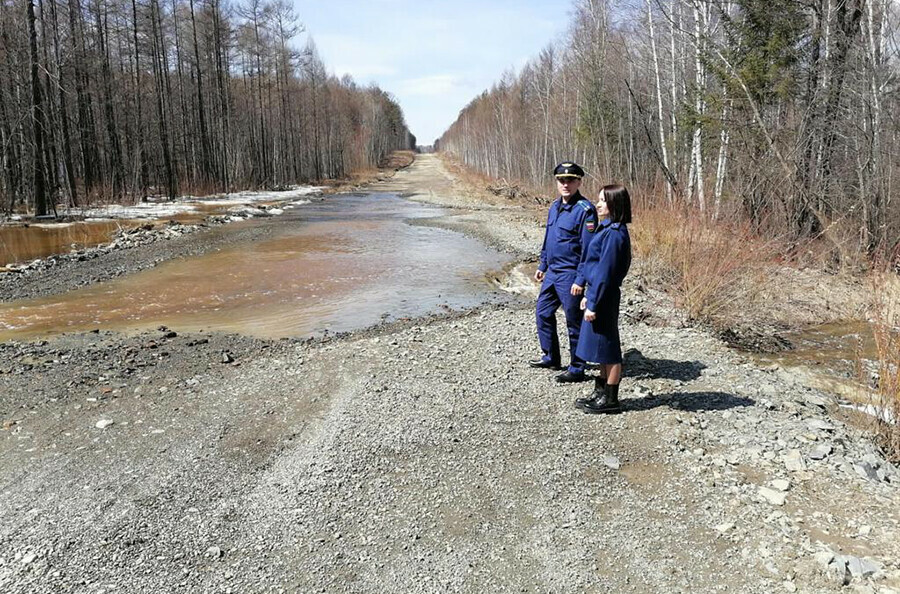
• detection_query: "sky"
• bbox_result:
[296,0,573,145]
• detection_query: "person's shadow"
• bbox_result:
[586,349,755,412]
[596,347,708,381]
[623,390,755,412]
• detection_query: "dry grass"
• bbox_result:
[437,153,548,208]
[868,268,900,461]
[380,150,416,170]
[320,151,418,194]
[632,205,783,330]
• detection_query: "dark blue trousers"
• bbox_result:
[535,273,586,374]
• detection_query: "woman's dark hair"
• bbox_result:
[601,184,632,224]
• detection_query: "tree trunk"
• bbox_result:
[28,0,48,216]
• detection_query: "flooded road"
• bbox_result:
[0,194,513,340]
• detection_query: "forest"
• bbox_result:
[438,0,900,264]
[1,0,415,216]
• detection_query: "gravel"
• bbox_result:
[1,155,899,593]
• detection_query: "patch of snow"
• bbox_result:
[840,402,896,424]
[65,202,197,220]
[190,186,323,206]
[50,186,321,222]
[32,222,76,229]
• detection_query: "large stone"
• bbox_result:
[814,551,835,567]
[807,419,836,432]
[771,479,791,492]
[846,556,881,578]
[715,522,735,534]
[758,487,787,506]
[95,419,114,429]
[602,455,620,470]
[632,385,651,398]
[827,557,851,586]
[855,463,880,481]
[809,444,832,460]
[803,394,829,409]
[784,450,807,472]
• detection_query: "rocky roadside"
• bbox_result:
[1,154,899,592]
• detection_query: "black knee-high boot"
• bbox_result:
[575,376,606,409]
[582,383,622,414]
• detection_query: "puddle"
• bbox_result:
[0,221,144,266]
[751,320,900,416]
[0,194,513,341]
[755,321,877,376]
[1,187,321,266]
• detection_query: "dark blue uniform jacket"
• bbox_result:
[582,220,631,313]
[538,193,597,287]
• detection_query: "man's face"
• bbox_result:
[556,177,582,198]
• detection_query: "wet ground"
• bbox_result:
[0,194,512,341]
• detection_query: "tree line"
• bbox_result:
[438,0,900,262]
[3,0,415,216]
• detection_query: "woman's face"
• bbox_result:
[597,190,610,218]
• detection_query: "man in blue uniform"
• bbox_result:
[529,162,598,383]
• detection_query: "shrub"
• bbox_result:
[868,266,900,461]
[631,205,781,329]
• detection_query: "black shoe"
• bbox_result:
[575,377,607,409]
[556,370,587,383]
[575,394,596,409]
[529,359,562,370]
[583,384,622,414]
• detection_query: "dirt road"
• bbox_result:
[2,155,899,593]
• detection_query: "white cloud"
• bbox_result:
[296,0,573,140]
[398,74,462,97]
[314,33,400,80]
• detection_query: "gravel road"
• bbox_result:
[2,155,899,593]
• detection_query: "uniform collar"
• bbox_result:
[558,192,584,210]
[599,218,622,229]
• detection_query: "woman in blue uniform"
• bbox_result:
[574,184,632,414]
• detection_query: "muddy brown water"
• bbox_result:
[0,194,512,341]
[0,198,289,266]
[752,320,898,410]
[0,221,143,266]
[755,321,877,376]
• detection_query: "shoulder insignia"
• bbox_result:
[576,199,593,212]
[586,220,596,233]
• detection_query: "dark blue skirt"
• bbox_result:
[575,288,622,364]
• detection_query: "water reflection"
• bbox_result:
[755,321,877,377]
[0,194,511,340]
[0,221,141,266]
